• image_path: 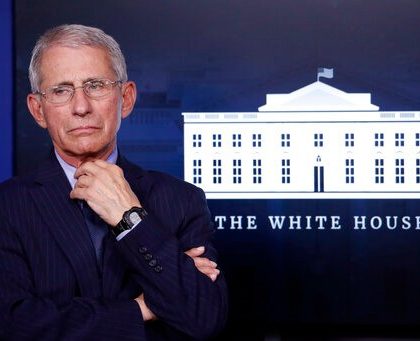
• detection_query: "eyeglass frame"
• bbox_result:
[34,78,123,104]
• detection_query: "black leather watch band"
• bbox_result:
[112,206,148,237]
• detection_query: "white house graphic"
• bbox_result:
[182,76,420,199]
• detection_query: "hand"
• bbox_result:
[69,160,140,226]
[135,293,157,322]
[136,247,219,321]
[185,246,220,282]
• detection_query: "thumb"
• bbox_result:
[185,246,205,257]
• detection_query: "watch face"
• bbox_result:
[128,211,142,226]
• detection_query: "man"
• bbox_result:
[0,24,227,340]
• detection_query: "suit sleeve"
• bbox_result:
[116,183,228,340]
[0,215,146,341]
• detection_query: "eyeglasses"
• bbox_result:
[36,79,123,104]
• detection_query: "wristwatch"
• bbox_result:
[112,206,148,237]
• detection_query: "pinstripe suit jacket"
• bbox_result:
[0,153,227,340]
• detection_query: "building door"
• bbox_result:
[314,156,324,192]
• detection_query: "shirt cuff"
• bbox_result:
[116,221,141,241]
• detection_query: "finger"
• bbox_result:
[185,246,205,257]
[91,160,124,178]
[192,257,217,269]
[74,160,113,178]
[75,164,125,195]
[74,165,115,194]
[195,266,220,276]
[74,174,114,200]
[209,272,219,282]
[90,159,109,168]
[73,174,91,188]
[74,161,99,179]
[69,183,103,204]
[71,176,102,199]
[69,187,86,200]
[196,267,220,282]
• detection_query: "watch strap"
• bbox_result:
[112,206,148,237]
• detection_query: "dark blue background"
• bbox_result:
[0,0,13,182]
[11,1,420,338]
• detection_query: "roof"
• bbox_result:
[258,81,379,112]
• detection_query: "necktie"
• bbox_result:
[81,202,108,266]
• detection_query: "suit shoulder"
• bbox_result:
[121,157,202,195]
[0,163,47,210]
[0,177,30,218]
[0,175,29,196]
[0,167,40,192]
[146,170,204,196]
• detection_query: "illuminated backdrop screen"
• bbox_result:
[14,0,420,337]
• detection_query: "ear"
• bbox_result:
[121,81,137,119]
[27,94,48,129]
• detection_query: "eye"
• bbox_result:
[51,86,72,96]
[87,80,106,90]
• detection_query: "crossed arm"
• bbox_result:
[70,160,223,324]
[136,245,220,321]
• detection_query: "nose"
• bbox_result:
[71,87,91,116]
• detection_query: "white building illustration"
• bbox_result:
[183,74,420,199]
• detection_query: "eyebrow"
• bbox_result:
[52,78,103,87]
[53,81,74,87]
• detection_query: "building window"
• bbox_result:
[212,134,222,148]
[374,133,384,147]
[232,134,242,147]
[416,133,420,147]
[281,159,291,184]
[281,133,291,147]
[252,133,262,147]
[252,159,262,184]
[375,159,384,184]
[395,133,404,147]
[416,159,420,183]
[213,159,222,184]
[192,134,202,148]
[314,133,324,147]
[345,159,355,184]
[395,159,405,184]
[193,160,202,184]
[233,159,242,184]
[345,133,354,147]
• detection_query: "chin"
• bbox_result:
[79,143,113,158]
[66,145,101,157]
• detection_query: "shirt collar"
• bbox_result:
[55,147,118,189]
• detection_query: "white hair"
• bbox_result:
[28,24,127,92]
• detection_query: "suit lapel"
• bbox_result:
[30,155,102,297]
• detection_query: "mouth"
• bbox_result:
[68,126,100,135]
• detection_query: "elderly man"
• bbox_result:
[0,24,227,340]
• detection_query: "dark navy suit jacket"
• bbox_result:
[0,153,227,340]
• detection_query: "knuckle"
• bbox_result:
[115,166,124,177]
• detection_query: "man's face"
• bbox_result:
[27,45,136,165]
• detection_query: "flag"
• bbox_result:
[317,67,334,81]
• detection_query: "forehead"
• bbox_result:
[38,45,115,86]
